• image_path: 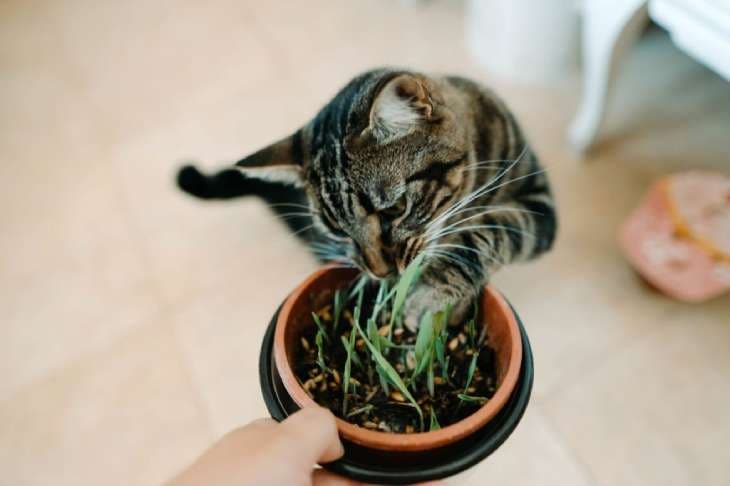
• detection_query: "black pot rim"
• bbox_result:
[259,299,534,484]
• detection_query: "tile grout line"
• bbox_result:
[0,306,168,408]
[534,300,687,402]
[243,5,299,77]
[164,317,221,445]
[535,402,603,486]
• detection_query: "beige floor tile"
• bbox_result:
[0,165,163,401]
[456,405,593,486]
[542,301,730,486]
[248,0,476,85]
[492,248,678,399]
[0,0,282,154]
[0,322,212,486]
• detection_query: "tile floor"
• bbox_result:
[1,1,729,485]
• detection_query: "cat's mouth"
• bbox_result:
[357,239,425,279]
[362,259,396,280]
[357,246,397,279]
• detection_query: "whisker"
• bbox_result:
[475,168,546,200]
[268,202,317,212]
[310,244,346,256]
[423,249,479,272]
[425,206,540,239]
[291,224,316,237]
[463,160,513,171]
[428,242,502,267]
[439,205,542,225]
[274,211,315,220]
[427,164,542,234]
[466,157,519,167]
[321,262,357,270]
[427,149,527,230]
[427,224,536,243]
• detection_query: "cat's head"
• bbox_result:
[237,69,471,278]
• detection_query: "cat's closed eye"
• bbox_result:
[381,194,408,218]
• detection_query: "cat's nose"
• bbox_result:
[362,247,394,279]
[369,265,393,279]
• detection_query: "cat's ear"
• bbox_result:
[367,74,438,141]
[234,133,304,187]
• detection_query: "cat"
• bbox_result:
[177,68,557,328]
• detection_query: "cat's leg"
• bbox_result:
[178,165,262,200]
[177,165,316,239]
[403,262,479,331]
[403,169,557,329]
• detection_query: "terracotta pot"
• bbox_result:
[273,266,523,453]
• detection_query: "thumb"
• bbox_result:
[273,406,345,467]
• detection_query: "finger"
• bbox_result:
[216,417,277,447]
[244,417,277,430]
[274,406,344,466]
[311,468,361,486]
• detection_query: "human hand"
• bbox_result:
[170,406,443,485]
[169,406,352,486]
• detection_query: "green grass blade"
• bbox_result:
[366,318,380,351]
[311,312,329,342]
[373,280,388,315]
[467,317,476,348]
[443,303,453,328]
[457,394,488,405]
[342,329,357,415]
[366,318,391,394]
[384,285,397,305]
[341,335,362,369]
[413,312,435,380]
[346,404,373,418]
[414,312,434,364]
[377,366,390,396]
[464,352,479,392]
[434,334,446,370]
[333,289,344,333]
[315,330,326,372]
[371,280,395,346]
[427,360,435,397]
[389,253,425,327]
[352,282,365,329]
[354,320,423,428]
[348,275,369,302]
[381,342,414,350]
[429,409,441,431]
[433,310,446,335]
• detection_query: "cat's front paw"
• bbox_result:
[403,285,471,331]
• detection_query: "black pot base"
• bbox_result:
[259,302,534,484]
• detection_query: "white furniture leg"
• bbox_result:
[569,0,650,152]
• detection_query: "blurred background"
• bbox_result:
[1,0,729,484]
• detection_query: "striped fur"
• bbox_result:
[177,68,557,327]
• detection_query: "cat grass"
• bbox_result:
[294,257,498,434]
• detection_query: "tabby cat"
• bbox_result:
[177,68,557,328]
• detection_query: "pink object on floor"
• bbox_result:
[620,171,730,302]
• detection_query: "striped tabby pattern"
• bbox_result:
[178,68,557,326]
